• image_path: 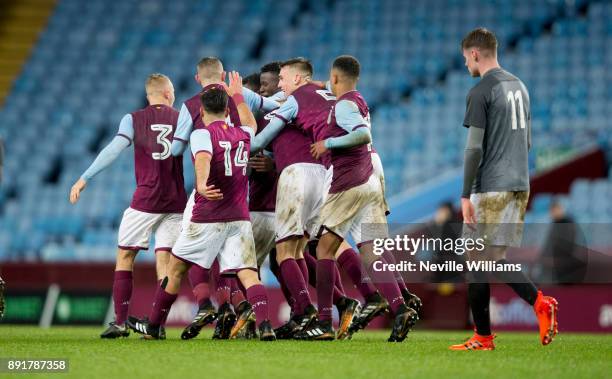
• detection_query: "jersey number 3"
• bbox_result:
[151,124,172,160]
[506,90,526,130]
[219,140,248,176]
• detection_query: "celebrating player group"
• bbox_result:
[69,28,558,349]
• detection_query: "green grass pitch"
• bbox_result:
[0,326,610,379]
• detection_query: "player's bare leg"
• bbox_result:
[294,236,308,260]
[164,256,190,294]
[359,242,418,342]
[100,248,137,339]
[234,269,275,341]
[276,238,304,263]
[155,250,170,282]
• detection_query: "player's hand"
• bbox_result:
[201,185,223,201]
[224,71,243,97]
[69,178,87,204]
[310,140,328,160]
[461,197,477,229]
[248,155,274,172]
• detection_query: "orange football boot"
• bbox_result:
[534,290,558,345]
[449,333,496,350]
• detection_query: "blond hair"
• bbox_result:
[145,73,172,96]
[196,57,223,81]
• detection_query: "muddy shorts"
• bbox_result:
[462,191,529,247]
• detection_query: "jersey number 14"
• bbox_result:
[219,140,248,176]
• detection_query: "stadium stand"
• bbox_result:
[0,0,609,262]
[0,0,56,105]
[528,171,612,225]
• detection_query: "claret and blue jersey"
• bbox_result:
[189,120,255,223]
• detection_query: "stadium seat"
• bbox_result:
[0,0,610,261]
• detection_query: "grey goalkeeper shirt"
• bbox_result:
[463,67,531,194]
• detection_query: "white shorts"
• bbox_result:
[319,174,388,245]
[323,153,389,214]
[463,191,529,247]
[371,152,390,215]
[275,163,327,242]
[250,211,276,266]
[172,220,257,273]
[323,166,333,203]
[117,207,182,252]
[182,190,196,231]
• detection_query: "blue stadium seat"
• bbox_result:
[1,0,610,261]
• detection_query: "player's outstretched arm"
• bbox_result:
[461,126,484,226]
[249,96,298,153]
[171,104,193,156]
[268,91,286,103]
[70,114,133,204]
[250,117,284,153]
[242,86,280,113]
